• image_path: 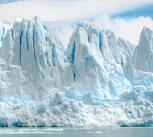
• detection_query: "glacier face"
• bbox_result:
[0,18,153,127]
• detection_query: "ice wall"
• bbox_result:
[0,18,152,127]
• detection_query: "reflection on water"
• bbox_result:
[0,127,152,137]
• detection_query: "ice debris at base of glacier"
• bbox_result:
[0,17,153,127]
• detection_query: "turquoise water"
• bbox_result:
[0,127,152,137]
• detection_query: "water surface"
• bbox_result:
[0,127,152,137]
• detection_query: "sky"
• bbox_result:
[0,0,153,44]
[113,4,153,19]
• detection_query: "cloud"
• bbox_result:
[0,0,153,45]
[93,15,153,45]
[0,0,153,22]
[112,17,153,45]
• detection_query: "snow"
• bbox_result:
[0,17,152,127]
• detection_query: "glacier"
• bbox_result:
[0,17,153,127]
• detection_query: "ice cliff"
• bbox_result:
[0,18,152,127]
[132,27,153,72]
